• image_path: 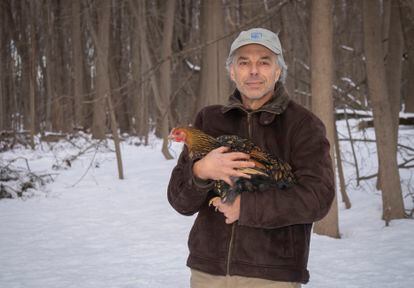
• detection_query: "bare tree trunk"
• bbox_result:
[400,0,414,112]
[334,1,367,108]
[8,37,17,131]
[311,0,340,238]
[382,0,391,59]
[290,1,312,109]
[109,4,129,133]
[196,0,230,111]
[119,6,132,133]
[28,1,37,148]
[130,0,140,136]
[377,0,404,189]
[91,1,111,139]
[403,57,414,111]
[107,94,124,180]
[15,0,31,132]
[72,0,84,129]
[343,110,361,185]
[140,24,163,142]
[363,0,405,223]
[81,1,126,179]
[335,122,351,209]
[280,3,295,98]
[45,0,64,132]
[44,2,54,131]
[159,0,175,160]
[8,1,30,131]
[82,6,94,131]
[59,0,72,133]
[386,0,403,152]
[0,6,4,131]
[1,4,14,131]
[54,1,68,132]
[129,0,149,140]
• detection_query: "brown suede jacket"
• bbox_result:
[167,83,335,284]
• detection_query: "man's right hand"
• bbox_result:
[192,146,255,186]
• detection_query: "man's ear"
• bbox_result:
[274,67,282,83]
[229,64,236,82]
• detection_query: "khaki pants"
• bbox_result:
[191,269,301,288]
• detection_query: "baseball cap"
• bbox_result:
[228,28,283,57]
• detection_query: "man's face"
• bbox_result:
[230,44,281,106]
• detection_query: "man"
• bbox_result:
[168,28,335,287]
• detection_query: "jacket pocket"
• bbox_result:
[188,209,230,261]
[233,225,295,267]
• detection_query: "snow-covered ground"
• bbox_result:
[1,120,413,288]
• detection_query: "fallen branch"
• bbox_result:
[0,159,56,199]
[339,138,414,153]
[359,117,414,130]
[0,130,32,151]
[52,141,102,170]
[358,157,414,181]
[69,144,100,187]
[0,183,20,198]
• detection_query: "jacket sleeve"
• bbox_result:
[167,111,214,216]
[239,114,335,229]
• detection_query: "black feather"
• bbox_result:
[211,134,295,204]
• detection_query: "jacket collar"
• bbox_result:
[221,82,290,117]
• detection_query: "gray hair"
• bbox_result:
[225,53,288,83]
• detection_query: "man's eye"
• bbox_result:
[239,62,247,66]
[260,61,270,65]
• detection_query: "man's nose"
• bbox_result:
[249,64,258,75]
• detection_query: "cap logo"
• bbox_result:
[250,32,262,40]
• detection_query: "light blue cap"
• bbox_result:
[229,28,283,57]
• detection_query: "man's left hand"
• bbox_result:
[211,195,240,224]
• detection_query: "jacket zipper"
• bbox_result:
[226,223,236,274]
[247,112,253,137]
[226,111,253,275]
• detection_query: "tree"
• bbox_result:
[363,0,405,223]
[129,0,149,142]
[310,0,340,238]
[71,0,84,129]
[400,0,414,112]
[196,0,230,111]
[43,0,55,131]
[91,0,111,139]
[334,123,351,209]
[385,0,403,151]
[0,3,5,131]
[28,0,37,148]
[109,3,130,133]
[158,0,176,159]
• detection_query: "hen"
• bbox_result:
[169,126,296,204]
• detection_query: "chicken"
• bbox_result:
[169,126,296,204]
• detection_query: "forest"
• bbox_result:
[0,0,414,237]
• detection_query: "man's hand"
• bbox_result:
[192,146,255,186]
[211,195,241,224]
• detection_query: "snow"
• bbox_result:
[332,86,364,108]
[340,45,355,52]
[1,122,414,288]
[340,77,357,87]
[184,59,201,72]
